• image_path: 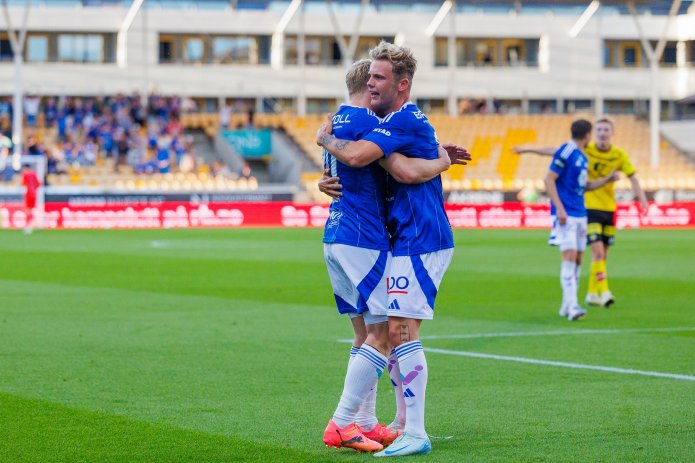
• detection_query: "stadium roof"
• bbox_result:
[13,0,694,16]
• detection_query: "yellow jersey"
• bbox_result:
[584,142,636,212]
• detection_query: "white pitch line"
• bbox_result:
[425,347,695,382]
[338,327,695,344]
[420,326,695,341]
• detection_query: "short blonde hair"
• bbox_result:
[595,117,614,128]
[345,59,372,97]
[369,41,417,87]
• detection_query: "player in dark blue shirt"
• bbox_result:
[545,119,619,321]
[321,59,465,453]
[318,42,469,457]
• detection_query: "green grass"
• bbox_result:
[0,228,693,462]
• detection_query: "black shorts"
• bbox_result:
[587,209,615,246]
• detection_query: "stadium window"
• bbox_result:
[605,100,635,114]
[502,39,525,66]
[620,42,641,67]
[416,98,446,115]
[473,39,497,66]
[688,41,695,65]
[0,34,13,61]
[354,36,394,60]
[660,41,677,67]
[26,35,49,63]
[57,34,104,63]
[434,37,447,66]
[564,100,592,113]
[212,36,257,64]
[307,98,338,114]
[603,41,614,67]
[159,35,176,63]
[182,36,205,64]
[528,100,555,114]
[284,36,298,65]
[305,37,322,65]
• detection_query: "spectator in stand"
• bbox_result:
[156,137,171,173]
[26,134,45,156]
[240,161,253,180]
[0,96,12,122]
[24,94,41,128]
[220,102,232,130]
[43,97,58,128]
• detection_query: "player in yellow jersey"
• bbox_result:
[515,118,648,308]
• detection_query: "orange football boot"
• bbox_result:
[323,420,383,452]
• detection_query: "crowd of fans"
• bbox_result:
[0,93,217,182]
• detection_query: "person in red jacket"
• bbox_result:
[21,164,41,234]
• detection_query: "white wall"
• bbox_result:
[0,4,693,104]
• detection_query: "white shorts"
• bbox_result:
[324,243,389,324]
[387,248,454,320]
[548,216,587,252]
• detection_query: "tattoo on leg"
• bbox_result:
[399,324,410,343]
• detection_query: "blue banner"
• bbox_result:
[222,129,272,158]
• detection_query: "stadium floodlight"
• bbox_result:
[425,0,453,37]
[117,0,145,68]
[569,0,600,38]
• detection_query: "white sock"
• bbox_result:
[387,350,406,427]
[347,345,378,432]
[395,340,428,438]
[561,260,578,309]
[332,344,386,428]
[355,385,378,431]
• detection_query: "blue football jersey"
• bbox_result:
[363,102,454,256]
[549,141,588,218]
[322,105,390,251]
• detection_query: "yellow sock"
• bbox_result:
[596,260,608,294]
[588,261,599,295]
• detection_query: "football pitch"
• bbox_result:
[0,227,693,462]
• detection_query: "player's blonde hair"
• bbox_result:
[345,59,372,97]
[369,41,417,88]
[595,117,614,128]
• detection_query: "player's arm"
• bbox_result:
[544,170,567,224]
[586,169,620,191]
[379,144,471,184]
[318,168,342,199]
[513,146,556,156]
[628,174,648,210]
[316,120,383,168]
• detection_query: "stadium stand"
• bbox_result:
[1,0,694,200]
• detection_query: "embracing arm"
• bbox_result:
[379,146,449,184]
[316,120,384,168]
[378,144,471,184]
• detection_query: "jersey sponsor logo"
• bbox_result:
[553,159,565,168]
[389,299,401,311]
[411,110,426,120]
[332,113,351,125]
[387,276,409,294]
[373,127,391,136]
[327,210,342,228]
